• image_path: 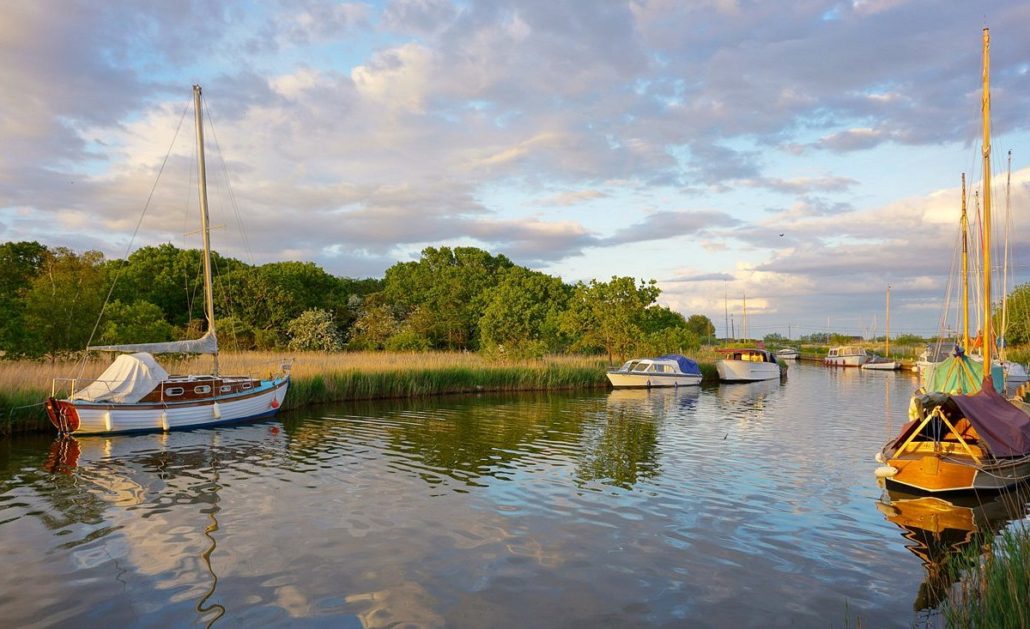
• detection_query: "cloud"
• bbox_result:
[533,189,608,207]
[605,210,741,246]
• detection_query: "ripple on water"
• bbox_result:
[0,365,1016,627]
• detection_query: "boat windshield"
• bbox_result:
[632,362,652,372]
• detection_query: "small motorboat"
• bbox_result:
[606,354,702,388]
[825,345,868,367]
[862,355,900,371]
[775,348,799,360]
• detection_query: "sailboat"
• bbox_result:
[863,285,900,370]
[876,29,1030,493]
[44,86,291,435]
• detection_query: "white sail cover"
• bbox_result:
[71,352,169,403]
[89,330,218,355]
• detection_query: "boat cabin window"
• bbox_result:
[632,363,652,372]
[219,385,232,393]
[194,385,211,394]
[241,383,252,390]
[165,387,184,397]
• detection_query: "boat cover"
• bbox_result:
[922,353,1004,394]
[897,378,1030,458]
[656,354,702,376]
[70,352,169,403]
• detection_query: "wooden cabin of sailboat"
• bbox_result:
[45,86,290,436]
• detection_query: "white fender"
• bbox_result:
[103,411,112,432]
[212,402,222,419]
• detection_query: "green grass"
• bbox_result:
[942,526,1030,628]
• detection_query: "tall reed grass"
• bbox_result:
[0,350,727,436]
[942,526,1030,627]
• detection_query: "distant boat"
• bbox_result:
[45,86,290,436]
[825,346,868,367]
[877,29,1030,493]
[862,355,900,371]
[775,348,799,360]
[606,354,702,388]
[716,348,785,382]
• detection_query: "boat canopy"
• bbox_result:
[70,352,169,403]
[656,354,702,376]
[89,330,218,355]
[898,378,1030,458]
[922,351,1004,394]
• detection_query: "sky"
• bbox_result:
[3,0,1030,340]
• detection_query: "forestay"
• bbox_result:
[71,352,170,403]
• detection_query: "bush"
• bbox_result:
[287,309,343,352]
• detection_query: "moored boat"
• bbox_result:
[716,348,785,382]
[875,28,1030,493]
[606,354,702,388]
[824,346,868,367]
[45,85,290,436]
[775,348,799,360]
[862,355,900,371]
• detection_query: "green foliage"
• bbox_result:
[349,302,399,350]
[892,333,926,346]
[1000,282,1030,346]
[21,248,108,356]
[479,267,571,358]
[0,241,49,355]
[98,300,174,345]
[636,327,701,357]
[381,246,514,349]
[561,276,661,364]
[685,314,716,339]
[763,332,785,344]
[640,305,687,334]
[942,527,1030,628]
[384,327,432,352]
[287,309,344,351]
[217,316,256,351]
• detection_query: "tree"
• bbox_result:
[381,247,514,349]
[287,309,344,351]
[97,300,174,345]
[0,241,49,354]
[479,268,571,358]
[685,314,716,339]
[640,306,688,334]
[349,302,399,350]
[560,276,661,364]
[22,248,108,356]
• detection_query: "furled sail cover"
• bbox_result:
[950,378,1030,458]
[89,330,218,355]
[71,352,169,403]
[922,354,1004,394]
[657,354,702,376]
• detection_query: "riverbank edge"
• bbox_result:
[1,361,723,436]
[943,525,1030,626]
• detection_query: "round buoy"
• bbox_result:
[874,465,898,478]
[874,452,885,464]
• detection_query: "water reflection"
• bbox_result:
[876,485,1030,612]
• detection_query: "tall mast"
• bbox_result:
[1002,149,1012,360]
[961,173,970,352]
[743,291,748,340]
[981,28,993,370]
[885,285,891,357]
[194,85,219,376]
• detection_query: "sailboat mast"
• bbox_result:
[743,291,748,340]
[886,285,891,357]
[981,28,993,369]
[1002,149,1012,360]
[961,173,970,352]
[194,85,219,376]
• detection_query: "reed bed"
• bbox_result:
[0,350,728,436]
[943,526,1030,627]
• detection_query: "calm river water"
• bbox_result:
[1,362,1027,627]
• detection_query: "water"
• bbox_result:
[0,363,1025,627]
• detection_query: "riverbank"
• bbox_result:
[0,350,730,436]
[943,526,1030,627]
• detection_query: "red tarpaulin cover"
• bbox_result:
[950,378,1030,458]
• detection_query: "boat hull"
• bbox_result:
[49,377,290,435]
[862,361,900,371]
[886,452,1030,493]
[716,360,781,382]
[606,372,701,388]
[824,355,868,367]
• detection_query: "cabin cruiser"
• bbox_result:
[716,348,785,382]
[825,346,868,367]
[774,348,799,360]
[606,354,702,388]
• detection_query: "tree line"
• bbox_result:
[0,241,717,361]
